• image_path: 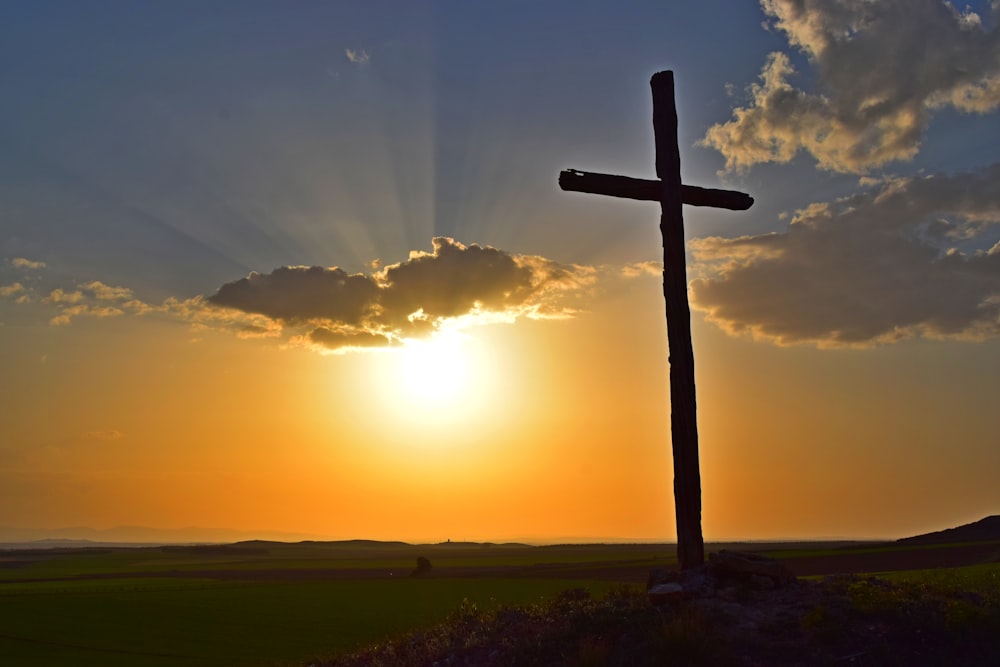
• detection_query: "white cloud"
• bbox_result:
[345,48,370,65]
[703,0,1000,173]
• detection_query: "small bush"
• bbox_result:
[411,556,432,577]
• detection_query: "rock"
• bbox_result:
[647,582,685,605]
[679,565,710,595]
[708,550,797,588]
[646,568,678,590]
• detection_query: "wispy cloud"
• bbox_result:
[9,257,46,270]
[345,48,370,65]
[621,261,662,279]
[86,430,123,440]
[690,163,1000,347]
[36,281,142,325]
[50,305,125,327]
[703,0,1000,173]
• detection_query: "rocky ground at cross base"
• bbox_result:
[317,551,1000,666]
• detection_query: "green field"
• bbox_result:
[0,541,656,666]
[2,539,997,665]
[1,577,633,666]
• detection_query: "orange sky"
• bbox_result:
[3,269,998,542]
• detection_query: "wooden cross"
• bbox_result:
[558,71,753,570]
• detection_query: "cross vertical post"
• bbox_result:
[558,70,754,571]
[652,71,704,570]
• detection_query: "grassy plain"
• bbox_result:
[0,541,659,666]
[1,539,997,666]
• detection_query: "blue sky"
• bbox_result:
[0,2,805,289]
[4,1,997,297]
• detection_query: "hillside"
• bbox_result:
[897,516,1000,546]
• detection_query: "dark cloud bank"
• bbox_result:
[207,237,591,351]
[691,165,1000,346]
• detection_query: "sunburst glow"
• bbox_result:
[370,328,497,429]
[397,331,472,405]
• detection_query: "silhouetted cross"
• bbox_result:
[558,71,753,570]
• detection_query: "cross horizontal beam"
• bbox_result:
[559,169,754,211]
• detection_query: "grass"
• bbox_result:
[1,578,627,666]
[312,586,655,667]
[0,542,633,667]
[760,538,1000,560]
[3,540,997,665]
[320,562,1000,666]
[0,541,674,580]
[881,561,1000,597]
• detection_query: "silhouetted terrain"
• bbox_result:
[897,515,1000,545]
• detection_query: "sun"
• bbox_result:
[397,332,471,405]
[371,328,496,428]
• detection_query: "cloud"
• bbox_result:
[234,322,283,340]
[345,48,370,65]
[376,238,576,328]
[0,266,149,323]
[9,257,46,270]
[82,281,134,301]
[208,237,594,352]
[2,238,600,353]
[50,304,125,326]
[0,282,24,297]
[703,0,1000,173]
[621,261,663,279]
[43,288,85,304]
[32,281,140,325]
[208,266,379,324]
[86,430,123,440]
[305,327,393,350]
[689,163,1000,346]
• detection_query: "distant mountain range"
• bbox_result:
[896,516,1000,545]
[0,525,329,547]
[2,517,998,550]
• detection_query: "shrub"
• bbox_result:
[411,556,432,577]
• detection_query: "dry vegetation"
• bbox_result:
[315,566,1000,666]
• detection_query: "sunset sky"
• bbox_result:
[2,0,999,543]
